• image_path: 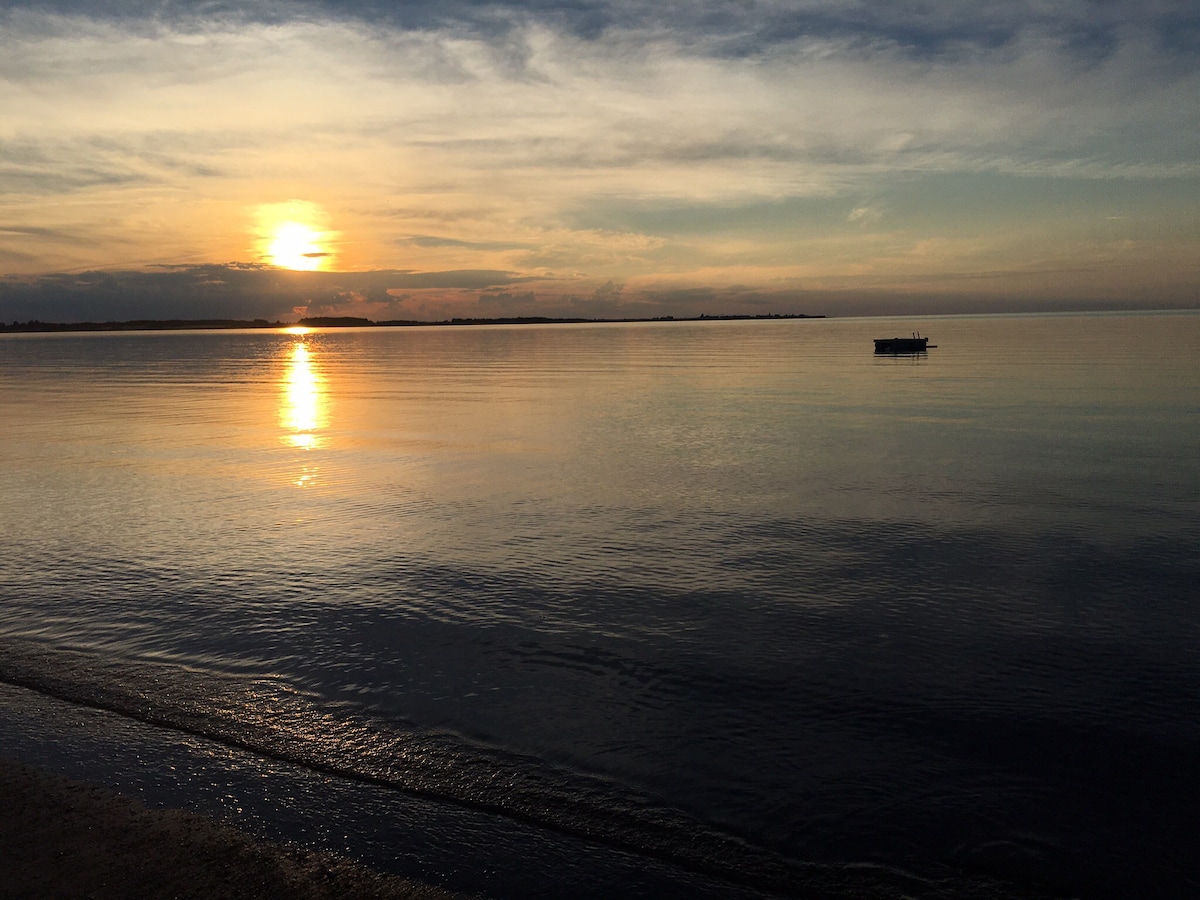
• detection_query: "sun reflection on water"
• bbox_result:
[281,338,326,485]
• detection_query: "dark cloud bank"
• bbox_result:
[5,264,1193,324]
[0,265,536,323]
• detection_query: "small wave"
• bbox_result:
[0,635,1048,899]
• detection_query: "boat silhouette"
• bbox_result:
[874,332,936,353]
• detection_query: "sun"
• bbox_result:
[269,222,325,271]
[254,201,336,271]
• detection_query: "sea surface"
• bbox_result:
[0,312,1197,898]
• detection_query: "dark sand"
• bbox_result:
[0,758,462,899]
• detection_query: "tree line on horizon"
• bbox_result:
[1,312,823,333]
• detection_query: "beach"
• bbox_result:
[0,759,458,900]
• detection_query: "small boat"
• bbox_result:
[874,332,936,354]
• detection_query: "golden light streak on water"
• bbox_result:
[281,340,326,484]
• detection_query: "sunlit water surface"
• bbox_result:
[1,314,1198,898]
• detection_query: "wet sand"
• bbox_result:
[0,758,461,899]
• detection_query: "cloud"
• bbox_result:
[0,265,539,323]
[848,205,883,225]
[592,279,622,300]
[406,235,532,251]
[5,6,1197,197]
[479,290,536,305]
[11,2,1199,65]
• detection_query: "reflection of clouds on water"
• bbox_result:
[281,338,326,485]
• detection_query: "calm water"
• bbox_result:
[1,313,1198,898]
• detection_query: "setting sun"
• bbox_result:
[269,222,325,270]
[255,201,335,271]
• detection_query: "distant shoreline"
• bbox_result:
[0,313,823,334]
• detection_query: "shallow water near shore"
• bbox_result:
[1,313,1198,897]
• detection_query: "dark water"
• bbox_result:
[1,313,1197,898]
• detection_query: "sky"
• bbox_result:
[2,0,1198,322]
